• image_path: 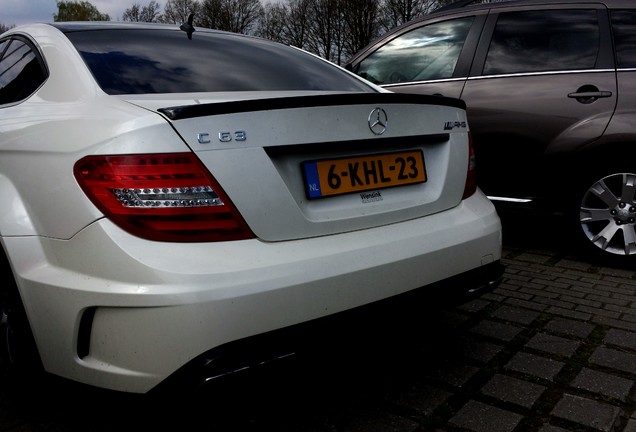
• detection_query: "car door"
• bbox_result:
[460,4,617,200]
[349,11,487,99]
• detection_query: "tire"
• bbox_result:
[0,251,43,377]
[572,168,636,264]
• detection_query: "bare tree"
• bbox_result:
[257,2,288,42]
[123,1,162,22]
[379,0,438,32]
[306,0,343,63]
[200,0,263,34]
[341,0,380,59]
[162,0,201,24]
[284,0,311,48]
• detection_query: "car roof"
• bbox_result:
[433,0,635,16]
[49,21,222,34]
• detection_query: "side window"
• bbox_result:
[0,38,47,105]
[484,10,600,75]
[611,10,636,68]
[355,16,474,85]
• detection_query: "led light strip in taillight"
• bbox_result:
[74,153,254,242]
[111,186,222,208]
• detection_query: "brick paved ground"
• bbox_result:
[0,211,635,431]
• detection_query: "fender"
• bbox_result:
[0,174,36,237]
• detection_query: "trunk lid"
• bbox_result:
[127,92,469,242]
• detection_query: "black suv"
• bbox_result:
[347,0,636,264]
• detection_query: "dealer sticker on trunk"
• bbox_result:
[302,150,427,199]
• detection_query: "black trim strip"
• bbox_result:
[264,134,450,157]
[77,307,97,359]
[158,93,466,121]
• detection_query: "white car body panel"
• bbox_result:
[9,191,499,393]
[0,22,503,393]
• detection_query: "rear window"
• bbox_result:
[63,28,372,95]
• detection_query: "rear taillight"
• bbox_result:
[74,153,254,242]
[462,133,478,199]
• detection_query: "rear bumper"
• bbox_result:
[5,191,501,393]
[152,260,504,395]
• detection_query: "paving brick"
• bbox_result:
[504,298,548,312]
[533,278,572,290]
[539,425,571,432]
[589,346,636,376]
[491,305,540,325]
[544,317,595,339]
[565,269,603,280]
[505,352,564,381]
[572,285,618,297]
[546,306,592,321]
[547,286,587,298]
[520,287,561,299]
[587,294,630,307]
[516,253,553,264]
[551,394,621,432]
[604,328,636,349]
[470,320,523,342]
[393,384,452,416]
[535,299,579,312]
[344,411,420,432]
[593,316,636,333]
[526,333,580,358]
[424,363,479,389]
[598,267,636,279]
[571,368,634,402]
[482,292,506,303]
[555,278,595,290]
[457,299,491,314]
[622,418,636,432]
[458,337,504,364]
[576,305,622,319]
[554,258,593,271]
[449,400,522,432]
[604,304,636,317]
[480,374,546,409]
[494,287,534,301]
[562,295,602,308]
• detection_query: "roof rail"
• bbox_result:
[433,0,514,14]
[434,0,479,13]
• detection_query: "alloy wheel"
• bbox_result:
[579,172,636,256]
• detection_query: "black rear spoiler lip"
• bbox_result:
[158,92,466,121]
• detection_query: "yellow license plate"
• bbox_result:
[303,150,427,199]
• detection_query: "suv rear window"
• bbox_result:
[63,28,372,95]
[484,10,600,75]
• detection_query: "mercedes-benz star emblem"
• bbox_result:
[368,108,388,135]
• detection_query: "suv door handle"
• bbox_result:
[568,91,612,98]
[568,85,612,104]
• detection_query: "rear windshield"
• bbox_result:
[63,28,373,95]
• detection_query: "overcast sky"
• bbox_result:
[2,0,277,26]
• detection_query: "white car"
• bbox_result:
[0,22,503,394]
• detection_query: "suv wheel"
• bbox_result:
[576,170,636,262]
